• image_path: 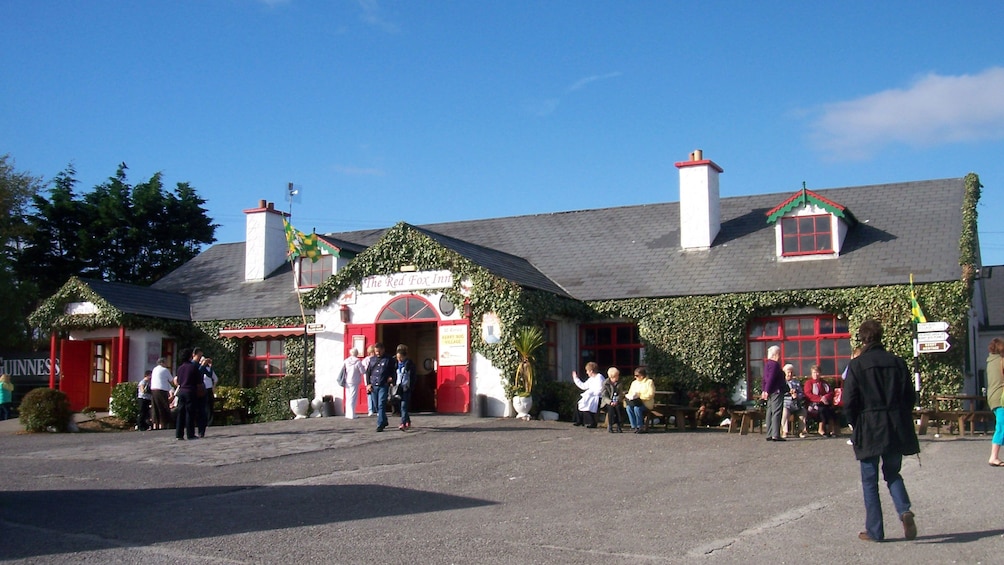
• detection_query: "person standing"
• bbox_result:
[365,343,396,432]
[150,357,174,430]
[985,338,1004,467]
[761,345,786,442]
[200,356,218,432]
[394,344,416,430]
[844,319,919,542]
[0,374,13,421]
[571,362,605,428]
[342,348,364,419]
[173,348,201,440]
[136,371,153,431]
[362,345,378,417]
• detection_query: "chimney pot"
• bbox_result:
[267,202,274,210]
[258,199,266,208]
[692,149,703,161]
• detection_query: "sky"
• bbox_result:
[3,1,1004,266]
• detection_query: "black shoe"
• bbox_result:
[773,437,786,442]
[376,426,385,432]
[572,423,583,427]
[617,428,623,433]
[766,437,774,441]
[586,424,597,428]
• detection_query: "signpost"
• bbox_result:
[916,331,949,343]
[917,321,949,333]
[918,341,950,354]
[305,323,326,335]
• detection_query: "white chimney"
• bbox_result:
[244,200,288,281]
[675,149,723,250]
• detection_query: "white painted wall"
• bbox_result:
[67,328,168,383]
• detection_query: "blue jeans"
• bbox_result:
[626,404,645,429]
[859,454,911,540]
[399,388,412,426]
[368,388,378,415]
[375,385,389,429]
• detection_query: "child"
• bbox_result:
[602,367,624,433]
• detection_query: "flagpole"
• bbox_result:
[287,182,311,399]
[910,274,921,393]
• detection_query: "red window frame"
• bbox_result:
[298,255,333,288]
[746,314,851,399]
[579,324,643,377]
[780,214,833,256]
[243,339,287,387]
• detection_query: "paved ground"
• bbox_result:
[0,414,1000,564]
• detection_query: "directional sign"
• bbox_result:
[305,323,326,335]
[917,331,949,343]
[917,321,949,333]
[918,341,950,353]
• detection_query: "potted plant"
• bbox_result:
[511,325,544,420]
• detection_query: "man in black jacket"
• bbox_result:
[844,320,920,542]
[365,343,396,432]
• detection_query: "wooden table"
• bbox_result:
[728,409,764,435]
[648,391,699,431]
[932,395,994,436]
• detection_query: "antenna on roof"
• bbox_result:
[801,181,808,206]
[285,182,302,216]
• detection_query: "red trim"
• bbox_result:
[674,159,724,173]
[242,204,289,217]
[117,326,127,385]
[219,326,305,339]
[49,333,57,389]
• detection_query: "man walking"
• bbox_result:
[365,343,396,432]
[844,319,919,542]
[761,345,786,441]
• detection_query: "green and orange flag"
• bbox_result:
[909,274,927,324]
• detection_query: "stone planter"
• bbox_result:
[289,398,310,419]
[512,395,533,420]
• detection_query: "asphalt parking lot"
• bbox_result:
[0,415,1000,564]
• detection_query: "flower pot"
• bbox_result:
[512,395,533,421]
[289,398,310,419]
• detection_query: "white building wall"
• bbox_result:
[67,327,168,383]
[312,289,508,416]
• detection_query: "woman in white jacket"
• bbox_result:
[572,362,606,428]
[342,349,364,419]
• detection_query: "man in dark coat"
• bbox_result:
[761,345,786,441]
[844,319,919,542]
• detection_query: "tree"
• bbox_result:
[0,154,45,349]
[20,162,218,290]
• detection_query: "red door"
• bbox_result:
[344,324,376,414]
[436,319,470,413]
[59,340,91,412]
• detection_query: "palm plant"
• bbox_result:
[512,326,545,397]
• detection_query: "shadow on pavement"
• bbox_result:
[1,484,496,560]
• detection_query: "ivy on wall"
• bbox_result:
[304,223,590,397]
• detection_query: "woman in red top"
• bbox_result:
[803,365,839,437]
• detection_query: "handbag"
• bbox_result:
[196,380,207,398]
[336,365,347,388]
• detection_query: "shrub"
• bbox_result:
[109,382,140,424]
[213,385,255,425]
[19,388,73,432]
[250,375,313,423]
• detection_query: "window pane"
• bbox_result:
[800,341,816,357]
[782,234,798,253]
[835,319,849,333]
[819,359,836,376]
[784,319,799,337]
[583,329,596,346]
[798,217,814,233]
[783,341,798,358]
[749,342,765,359]
[817,237,832,251]
[799,235,813,250]
[269,340,283,356]
[799,318,814,335]
[616,326,633,344]
[764,321,780,336]
[596,327,612,345]
[815,216,830,231]
[799,360,813,377]
[837,339,852,357]
[748,321,764,338]
[819,317,833,334]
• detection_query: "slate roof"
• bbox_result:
[320,177,966,301]
[152,242,309,321]
[79,278,191,321]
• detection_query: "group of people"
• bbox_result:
[570,362,656,434]
[340,342,416,433]
[137,348,218,440]
[775,362,844,439]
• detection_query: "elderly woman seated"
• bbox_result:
[781,363,808,438]
[624,367,656,433]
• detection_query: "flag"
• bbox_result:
[910,273,927,324]
[283,218,298,258]
[299,230,321,263]
[283,218,321,263]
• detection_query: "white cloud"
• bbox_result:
[810,67,1004,160]
[357,0,399,33]
[567,72,622,93]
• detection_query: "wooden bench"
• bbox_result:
[912,408,933,435]
[728,409,763,435]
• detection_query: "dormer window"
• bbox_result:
[766,187,856,260]
[298,255,333,288]
[781,215,833,256]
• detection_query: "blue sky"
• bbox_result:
[4,1,1004,266]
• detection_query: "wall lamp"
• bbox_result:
[339,304,351,324]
